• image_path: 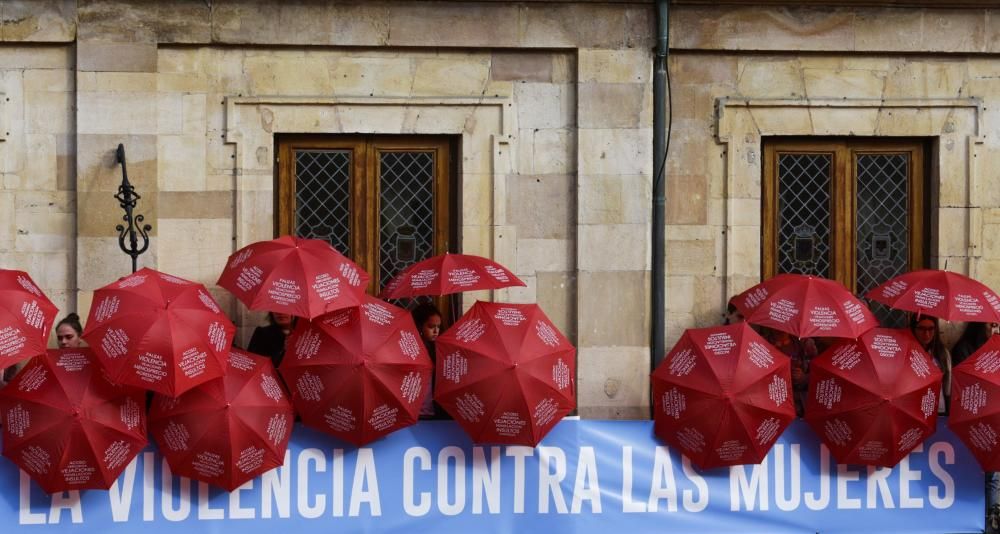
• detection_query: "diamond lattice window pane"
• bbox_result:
[379,151,436,302]
[294,150,351,256]
[856,153,910,327]
[777,154,832,278]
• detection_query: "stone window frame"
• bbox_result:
[222,95,516,327]
[715,97,984,298]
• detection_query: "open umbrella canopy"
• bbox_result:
[150,349,294,492]
[0,348,147,494]
[433,301,576,446]
[866,269,1000,323]
[732,273,877,339]
[652,323,795,469]
[380,253,525,299]
[217,236,369,320]
[279,296,433,446]
[0,269,59,370]
[949,336,1000,471]
[805,328,942,468]
[81,268,235,397]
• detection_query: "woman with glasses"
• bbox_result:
[909,316,951,415]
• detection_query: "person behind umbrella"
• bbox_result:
[55,313,84,348]
[247,312,296,368]
[411,303,447,419]
[910,316,951,414]
[723,302,744,325]
[952,321,997,366]
[765,328,817,417]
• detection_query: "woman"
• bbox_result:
[910,316,951,414]
[247,312,295,368]
[55,313,84,348]
[952,321,997,366]
[765,328,817,418]
[411,303,445,419]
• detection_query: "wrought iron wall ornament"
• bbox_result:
[114,143,152,273]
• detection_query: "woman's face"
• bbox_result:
[273,313,293,329]
[913,319,936,347]
[56,324,82,348]
[421,315,442,342]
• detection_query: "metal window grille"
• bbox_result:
[777,154,832,278]
[379,151,436,301]
[294,150,352,255]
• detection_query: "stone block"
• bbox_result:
[551,53,575,85]
[77,72,156,93]
[854,9,923,52]
[883,61,969,99]
[77,134,157,193]
[579,128,651,176]
[0,191,15,249]
[531,129,574,175]
[576,346,650,420]
[157,93,184,135]
[1,0,75,42]
[537,271,576,342]
[22,133,57,191]
[579,224,649,271]
[501,274,536,305]
[672,6,854,52]
[412,57,491,97]
[514,83,572,130]
[725,225,759,279]
[158,191,233,219]
[666,238,716,276]
[182,94,207,136]
[78,92,158,135]
[579,49,650,84]
[388,3,518,48]
[520,4,627,49]
[579,174,624,225]
[746,107,814,136]
[506,174,573,240]
[736,59,805,98]
[77,42,157,73]
[22,69,72,92]
[76,236,158,291]
[692,275,726,324]
[578,270,649,348]
[515,239,571,275]
[666,174,708,225]
[490,52,552,83]
[158,135,206,191]
[157,218,233,284]
[920,10,986,53]
[329,56,415,97]
[460,172,492,227]
[55,135,73,191]
[665,275,696,314]
[671,54,738,86]
[579,83,645,129]
[937,208,970,257]
[24,90,70,134]
[0,45,70,69]
[802,68,887,99]
[727,198,761,227]
[812,108,879,136]
[243,54,333,96]
[77,190,157,238]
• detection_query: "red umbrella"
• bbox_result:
[0,348,147,493]
[652,323,795,469]
[866,269,1000,322]
[0,269,59,370]
[81,268,235,397]
[948,336,1000,470]
[217,236,369,320]
[433,301,576,446]
[380,253,525,299]
[279,296,433,446]
[805,328,942,467]
[732,274,877,339]
[149,348,294,491]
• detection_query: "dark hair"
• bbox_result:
[56,313,83,335]
[910,315,946,357]
[411,303,442,329]
[955,322,992,353]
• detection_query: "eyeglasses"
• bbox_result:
[914,326,936,332]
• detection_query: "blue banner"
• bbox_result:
[0,420,985,533]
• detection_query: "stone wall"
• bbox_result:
[6,1,1000,419]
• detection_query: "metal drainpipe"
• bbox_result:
[651,0,670,387]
